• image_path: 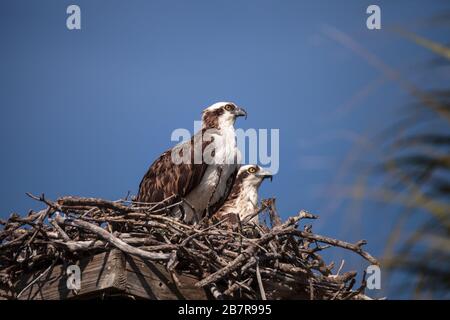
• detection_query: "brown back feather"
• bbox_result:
[137,129,212,206]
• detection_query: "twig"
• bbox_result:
[255,260,267,300]
[54,215,170,261]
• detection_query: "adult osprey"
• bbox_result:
[212,165,272,225]
[136,102,247,224]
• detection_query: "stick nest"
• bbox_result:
[0,194,378,300]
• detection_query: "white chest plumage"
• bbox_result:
[234,185,259,223]
[184,126,240,223]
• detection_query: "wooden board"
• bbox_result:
[124,255,209,299]
[14,250,209,300]
[16,249,127,300]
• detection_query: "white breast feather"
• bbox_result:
[183,126,240,223]
[234,182,259,224]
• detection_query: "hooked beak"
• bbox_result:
[234,107,247,120]
[257,169,273,182]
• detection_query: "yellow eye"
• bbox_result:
[248,167,257,174]
[224,104,234,111]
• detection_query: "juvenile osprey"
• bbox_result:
[137,102,247,224]
[212,165,272,225]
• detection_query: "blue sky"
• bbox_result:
[1,0,449,298]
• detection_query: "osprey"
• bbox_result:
[136,102,247,224]
[212,165,272,225]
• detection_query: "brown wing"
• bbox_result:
[136,129,211,206]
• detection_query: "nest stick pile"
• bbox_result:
[0,194,378,300]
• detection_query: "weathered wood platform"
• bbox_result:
[12,250,211,300]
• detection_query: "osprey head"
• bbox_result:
[202,102,247,129]
[237,165,273,188]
